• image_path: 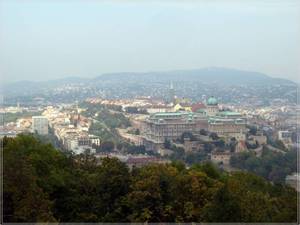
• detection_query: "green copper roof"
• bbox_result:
[151,111,190,117]
[217,111,241,116]
[196,108,206,113]
[207,96,218,105]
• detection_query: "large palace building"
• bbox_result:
[144,111,208,143]
[205,96,219,116]
[143,96,247,144]
[208,111,247,141]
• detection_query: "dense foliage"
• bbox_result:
[80,101,130,128]
[89,122,117,142]
[230,147,297,183]
[81,101,130,143]
[3,135,297,223]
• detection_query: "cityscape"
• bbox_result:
[1,0,299,223]
[1,80,299,182]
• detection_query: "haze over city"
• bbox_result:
[1,0,300,223]
[1,0,300,83]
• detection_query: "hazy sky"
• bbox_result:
[1,0,300,83]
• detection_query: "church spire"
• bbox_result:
[168,81,175,104]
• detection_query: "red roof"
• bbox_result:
[191,102,206,112]
[239,140,247,149]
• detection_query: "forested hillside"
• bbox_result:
[2,135,297,222]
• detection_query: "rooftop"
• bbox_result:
[217,111,242,116]
[151,111,191,117]
[207,96,218,106]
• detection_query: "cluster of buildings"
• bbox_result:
[0,105,43,137]
[142,96,247,144]
[85,97,170,113]
[85,94,252,165]
[41,107,100,154]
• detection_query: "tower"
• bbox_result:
[168,82,175,104]
[205,96,219,116]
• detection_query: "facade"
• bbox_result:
[144,112,207,144]
[208,111,247,141]
[73,146,96,155]
[90,135,101,146]
[146,105,174,114]
[173,103,192,112]
[183,140,203,152]
[285,173,300,192]
[65,138,79,151]
[210,152,231,165]
[63,132,100,153]
[278,130,292,147]
[32,116,49,135]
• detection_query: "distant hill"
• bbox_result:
[93,67,295,86]
[1,67,297,105]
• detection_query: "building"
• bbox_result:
[62,131,100,153]
[278,130,292,147]
[183,140,203,152]
[143,96,248,145]
[89,135,101,146]
[249,134,267,145]
[144,111,207,144]
[32,116,48,135]
[285,173,300,192]
[191,102,206,112]
[146,105,174,114]
[208,111,247,141]
[73,145,96,155]
[210,151,231,165]
[205,96,219,116]
[173,103,192,112]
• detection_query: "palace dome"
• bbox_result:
[207,96,218,105]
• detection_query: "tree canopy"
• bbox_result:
[3,135,297,223]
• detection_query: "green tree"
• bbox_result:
[163,138,171,149]
[99,141,115,152]
[2,135,297,223]
[3,135,58,222]
[135,129,140,135]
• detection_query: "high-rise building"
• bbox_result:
[32,116,49,135]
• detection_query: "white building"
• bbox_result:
[285,173,300,192]
[278,130,292,147]
[32,116,49,135]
